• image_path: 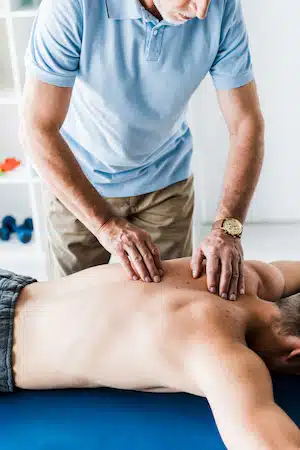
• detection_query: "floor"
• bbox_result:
[0,223,299,280]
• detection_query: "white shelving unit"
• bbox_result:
[0,0,48,280]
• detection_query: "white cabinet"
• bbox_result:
[0,0,48,279]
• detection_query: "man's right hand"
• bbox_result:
[97,217,163,283]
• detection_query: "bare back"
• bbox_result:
[13,258,283,392]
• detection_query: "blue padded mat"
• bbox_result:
[0,374,299,450]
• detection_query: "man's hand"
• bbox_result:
[191,229,245,300]
[97,217,163,283]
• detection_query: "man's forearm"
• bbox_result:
[215,120,264,223]
[22,127,113,236]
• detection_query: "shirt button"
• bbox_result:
[153,30,158,36]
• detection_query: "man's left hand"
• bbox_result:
[191,229,245,300]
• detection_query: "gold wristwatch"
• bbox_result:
[212,218,243,238]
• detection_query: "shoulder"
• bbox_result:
[221,0,244,25]
[244,260,284,301]
[36,0,84,25]
[39,0,83,13]
[223,0,242,13]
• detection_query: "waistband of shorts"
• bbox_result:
[0,269,37,392]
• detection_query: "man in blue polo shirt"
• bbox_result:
[22,0,264,301]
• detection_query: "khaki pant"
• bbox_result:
[47,176,194,277]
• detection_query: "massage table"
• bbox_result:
[0,374,299,449]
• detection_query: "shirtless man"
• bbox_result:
[1,257,300,449]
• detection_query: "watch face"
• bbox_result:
[223,219,243,236]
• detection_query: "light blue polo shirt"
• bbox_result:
[25,0,254,197]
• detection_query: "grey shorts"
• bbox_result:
[0,269,36,393]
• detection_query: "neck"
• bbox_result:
[245,300,282,356]
[139,0,154,7]
[250,300,280,332]
[139,0,162,19]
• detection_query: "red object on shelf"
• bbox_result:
[0,158,21,172]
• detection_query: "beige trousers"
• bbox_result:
[47,176,194,277]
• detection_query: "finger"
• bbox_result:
[218,256,232,300]
[137,241,161,283]
[238,259,245,295]
[206,254,220,294]
[146,239,164,278]
[228,258,239,301]
[126,245,151,282]
[118,249,139,281]
[191,248,205,279]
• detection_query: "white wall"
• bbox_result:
[188,0,300,227]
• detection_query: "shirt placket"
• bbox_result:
[141,8,165,62]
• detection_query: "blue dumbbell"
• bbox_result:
[23,218,34,231]
[16,226,32,244]
[0,227,11,241]
[2,216,17,232]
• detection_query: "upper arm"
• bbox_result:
[270,261,300,298]
[210,0,263,134]
[199,341,299,450]
[216,81,264,136]
[246,260,300,301]
[209,0,254,91]
[22,78,72,133]
[25,0,83,88]
[245,260,284,301]
[22,0,82,132]
[199,340,274,412]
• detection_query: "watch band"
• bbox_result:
[211,219,225,231]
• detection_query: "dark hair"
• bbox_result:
[276,293,300,337]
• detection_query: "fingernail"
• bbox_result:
[154,276,160,283]
[240,289,245,295]
[230,294,236,301]
[209,287,216,293]
[145,277,151,283]
[193,270,198,278]
[221,293,227,299]
[133,275,138,281]
[159,269,164,277]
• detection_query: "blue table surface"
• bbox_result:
[0,374,299,450]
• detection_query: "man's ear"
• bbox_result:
[279,348,300,365]
[282,348,300,364]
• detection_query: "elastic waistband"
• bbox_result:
[0,269,37,392]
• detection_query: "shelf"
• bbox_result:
[0,19,14,91]
[10,4,37,17]
[0,235,39,256]
[11,14,35,86]
[0,164,32,183]
[32,173,41,184]
[0,88,17,104]
[0,237,47,280]
[0,2,8,17]
[0,236,39,253]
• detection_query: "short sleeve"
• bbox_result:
[25,0,83,87]
[209,0,254,90]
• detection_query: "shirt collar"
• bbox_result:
[105,0,143,20]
